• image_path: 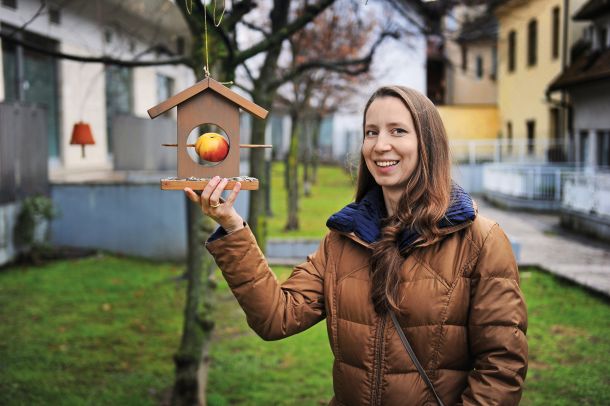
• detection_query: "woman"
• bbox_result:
[185,86,528,406]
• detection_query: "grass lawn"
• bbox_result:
[1,255,609,405]
[267,162,355,239]
[0,255,185,405]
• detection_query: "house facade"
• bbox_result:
[0,0,195,177]
[548,0,610,169]
[495,0,588,161]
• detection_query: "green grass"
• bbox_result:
[267,162,355,239]
[519,270,610,406]
[0,255,185,405]
[1,258,609,405]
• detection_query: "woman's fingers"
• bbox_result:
[184,187,200,203]
[209,178,228,207]
[201,176,220,203]
[226,182,241,206]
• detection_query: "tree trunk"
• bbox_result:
[247,107,269,252]
[171,201,216,406]
[303,117,312,197]
[311,114,322,185]
[285,110,300,231]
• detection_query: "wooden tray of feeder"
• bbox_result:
[161,176,259,190]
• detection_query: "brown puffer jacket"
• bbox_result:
[207,209,527,405]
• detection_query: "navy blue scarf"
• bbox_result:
[326,184,476,251]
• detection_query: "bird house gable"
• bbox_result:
[147,77,268,120]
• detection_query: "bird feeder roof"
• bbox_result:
[147,77,268,120]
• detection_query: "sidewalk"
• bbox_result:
[477,198,610,297]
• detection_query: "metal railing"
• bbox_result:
[450,139,569,165]
[482,163,575,202]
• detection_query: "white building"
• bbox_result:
[0,0,195,176]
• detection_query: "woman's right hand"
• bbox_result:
[184,176,244,234]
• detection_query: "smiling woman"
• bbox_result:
[189,86,528,406]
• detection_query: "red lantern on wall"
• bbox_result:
[70,122,95,158]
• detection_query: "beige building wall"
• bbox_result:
[497,0,588,147]
[447,40,498,105]
[438,105,500,140]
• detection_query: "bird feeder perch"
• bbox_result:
[148,77,270,191]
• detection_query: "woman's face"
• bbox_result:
[362,96,419,195]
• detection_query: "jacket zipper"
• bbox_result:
[371,315,387,406]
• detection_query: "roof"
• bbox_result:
[548,48,610,92]
[148,77,268,119]
[573,0,610,20]
[457,13,498,43]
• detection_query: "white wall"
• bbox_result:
[0,0,194,174]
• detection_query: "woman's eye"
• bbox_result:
[391,128,407,136]
[365,130,378,137]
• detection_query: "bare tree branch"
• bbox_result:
[270,30,399,88]
[233,0,335,67]
[238,20,271,37]
[0,32,189,67]
[224,0,257,31]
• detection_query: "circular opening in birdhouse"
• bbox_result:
[186,124,230,167]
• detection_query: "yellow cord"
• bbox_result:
[185,0,228,81]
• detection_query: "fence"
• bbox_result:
[482,163,576,210]
[450,138,568,165]
[0,103,48,203]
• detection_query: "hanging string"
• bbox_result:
[186,0,231,83]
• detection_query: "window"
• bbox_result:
[552,7,560,59]
[528,19,537,67]
[597,130,610,167]
[156,74,174,104]
[49,4,61,24]
[526,120,535,155]
[507,121,513,154]
[491,45,498,80]
[599,27,608,50]
[508,30,516,72]
[2,25,60,158]
[105,66,133,153]
[476,55,483,79]
[580,130,590,166]
[461,45,468,72]
[1,0,17,9]
[550,108,560,140]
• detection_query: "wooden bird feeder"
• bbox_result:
[147,77,270,191]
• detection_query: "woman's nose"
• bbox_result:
[373,133,392,153]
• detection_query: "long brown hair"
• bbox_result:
[357,86,452,314]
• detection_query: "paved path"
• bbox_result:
[477,198,610,297]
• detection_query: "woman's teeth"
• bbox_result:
[376,160,399,167]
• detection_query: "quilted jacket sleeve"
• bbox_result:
[206,225,328,341]
[460,223,528,406]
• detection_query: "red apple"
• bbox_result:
[195,132,229,162]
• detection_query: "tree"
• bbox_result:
[276,1,383,230]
